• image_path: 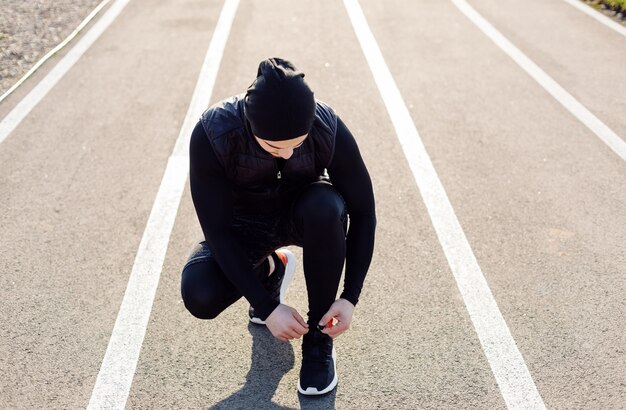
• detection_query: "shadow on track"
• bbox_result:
[206,322,337,409]
[207,322,294,410]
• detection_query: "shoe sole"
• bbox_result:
[249,316,266,325]
[278,249,296,304]
[297,347,338,396]
[249,249,296,325]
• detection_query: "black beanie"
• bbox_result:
[244,58,316,141]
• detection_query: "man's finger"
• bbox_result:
[324,321,347,337]
[291,320,309,335]
[293,325,309,336]
[285,329,300,339]
[292,311,308,328]
[321,326,340,336]
[318,309,336,327]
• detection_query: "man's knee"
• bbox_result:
[295,183,346,226]
[183,290,223,319]
[181,262,228,320]
[181,286,224,320]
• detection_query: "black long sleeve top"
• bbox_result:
[189,116,376,319]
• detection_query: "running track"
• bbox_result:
[0,0,624,408]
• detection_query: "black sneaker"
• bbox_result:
[298,327,338,395]
[248,248,295,325]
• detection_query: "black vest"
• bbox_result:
[200,94,337,215]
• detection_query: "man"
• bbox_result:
[181,57,376,395]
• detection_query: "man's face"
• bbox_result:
[254,134,308,160]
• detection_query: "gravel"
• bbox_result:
[583,0,626,17]
[0,0,103,97]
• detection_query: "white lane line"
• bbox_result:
[451,0,626,163]
[562,0,626,38]
[0,0,113,105]
[342,1,547,409]
[0,0,131,146]
[86,0,239,408]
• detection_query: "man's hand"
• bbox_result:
[265,304,309,342]
[319,298,355,339]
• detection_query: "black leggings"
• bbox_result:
[181,182,348,325]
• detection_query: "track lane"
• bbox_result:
[345,0,545,407]
[0,0,220,407]
[467,0,626,149]
[358,0,626,408]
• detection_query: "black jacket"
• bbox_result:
[200,94,337,214]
